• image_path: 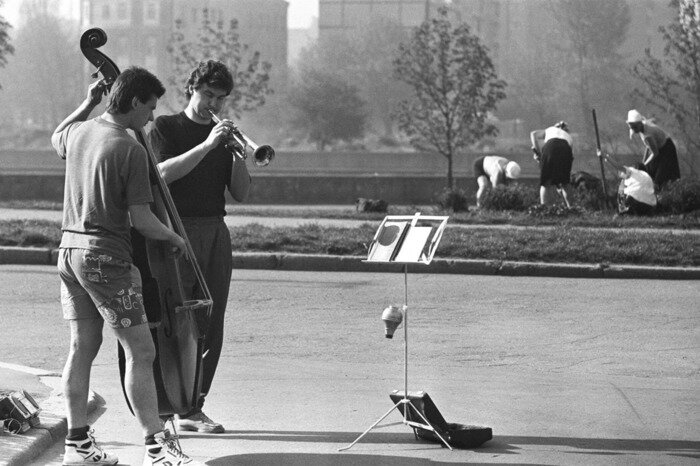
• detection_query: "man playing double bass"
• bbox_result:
[53,67,202,465]
[148,60,251,433]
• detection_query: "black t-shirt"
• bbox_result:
[148,112,232,217]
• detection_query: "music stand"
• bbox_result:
[339,213,451,451]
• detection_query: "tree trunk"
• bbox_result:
[446,152,454,189]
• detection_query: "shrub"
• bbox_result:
[527,204,585,217]
[657,177,700,214]
[436,187,470,212]
[481,183,538,211]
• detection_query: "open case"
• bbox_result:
[389,390,492,448]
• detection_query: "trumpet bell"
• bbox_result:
[253,145,275,167]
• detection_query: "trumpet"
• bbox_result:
[208,110,275,167]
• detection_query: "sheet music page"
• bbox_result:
[367,220,408,262]
[394,226,433,263]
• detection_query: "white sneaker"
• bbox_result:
[177,411,225,433]
[62,429,118,465]
[143,430,203,466]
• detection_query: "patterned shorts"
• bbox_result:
[58,248,148,329]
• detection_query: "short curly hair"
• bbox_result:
[184,60,234,100]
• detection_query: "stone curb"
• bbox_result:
[0,247,698,280]
[1,386,102,466]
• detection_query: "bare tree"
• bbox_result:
[393,6,506,188]
[633,0,700,175]
[552,0,631,138]
[166,8,272,118]
[0,0,81,132]
[0,0,14,89]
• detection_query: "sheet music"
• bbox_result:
[367,220,409,262]
[394,226,432,263]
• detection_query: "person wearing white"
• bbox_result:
[530,121,574,207]
[598,150,657,215]
[472,155,521,208]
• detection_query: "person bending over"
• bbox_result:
[531,121,574,208]
[598,150,657,216]
[473,155,521,208]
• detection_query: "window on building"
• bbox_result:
[401,2,428,27]
[344,2,373,26]
[117,1,127,20]
[144,0,159,24]
[319,1,343,27]
[373,2,401,21]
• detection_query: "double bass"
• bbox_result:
[79,28,213,416]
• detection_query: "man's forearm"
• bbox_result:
[228,158,251,202]
[157,143,210,183]
[54,100,97,135]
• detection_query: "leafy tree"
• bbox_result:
[552,0,631,138]
[633,0,700,175]
[166,8,272,118]
[296,17,411,137]
[0,0,14,89]
[393,6,506,188]
[287,67,367,150]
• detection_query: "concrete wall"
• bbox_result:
[0,149,558,205]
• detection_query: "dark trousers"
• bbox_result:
[646,139,681,189]
[179,217,232,412]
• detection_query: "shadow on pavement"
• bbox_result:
[183,430,700,454]
[191,430,700,464]
[495,435,700,454]
[207,453,525,465]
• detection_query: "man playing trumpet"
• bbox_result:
[148,60,251,433]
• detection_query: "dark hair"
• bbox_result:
[184,60,234,99]
[633,162,646,171]
[106,67,165,114]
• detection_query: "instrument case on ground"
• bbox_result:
[389,390,492,448]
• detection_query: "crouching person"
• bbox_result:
[598,150,657,215]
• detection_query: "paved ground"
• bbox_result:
[1,266,698,465]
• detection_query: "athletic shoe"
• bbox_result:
[62,429,118,465]
[177,411,225,433]
[143,430,203,465]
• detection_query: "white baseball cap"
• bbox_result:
[505,161,521,179]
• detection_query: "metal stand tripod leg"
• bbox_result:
[339,265,453,451]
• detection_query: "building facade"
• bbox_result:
[318,0,444,41]
[79,0,288,95]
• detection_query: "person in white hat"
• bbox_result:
[625,109,680,189]
[530,121,574,208]
[472,155,521,208]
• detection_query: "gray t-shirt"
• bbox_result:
[52,117,153,262]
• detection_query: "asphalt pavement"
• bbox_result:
[0,208,699,465]
[0,266,698,465]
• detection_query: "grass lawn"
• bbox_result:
[1,218,698,267]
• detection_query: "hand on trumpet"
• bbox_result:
[210,119,244,152]
[206,111,246,159]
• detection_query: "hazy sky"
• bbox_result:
[0,0,319,29]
